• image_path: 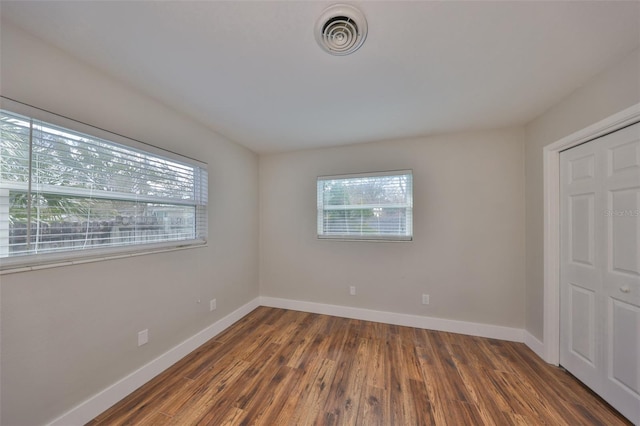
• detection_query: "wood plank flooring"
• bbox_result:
[88,307,631,425]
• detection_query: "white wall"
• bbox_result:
[524,48,640,340]
[260,129,525,328]
[0,22,259,426]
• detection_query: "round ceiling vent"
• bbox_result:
[315,4,368,56]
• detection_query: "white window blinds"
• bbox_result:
[0,105,207,268]
[317,170,413,240]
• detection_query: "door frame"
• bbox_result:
[542,102,640,365]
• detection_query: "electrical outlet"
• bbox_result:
[349,286,356,296]
[210,298,217,311]
[138,329,149,346]
[422,294,430,305]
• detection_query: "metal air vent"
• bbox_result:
[315,4,368,56]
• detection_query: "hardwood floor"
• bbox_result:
[89,307,631,425]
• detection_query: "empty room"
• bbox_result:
[1,1,639,425]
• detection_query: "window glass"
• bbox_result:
[0,108,207,267]
[317,170,412,240]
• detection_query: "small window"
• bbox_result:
[317,170,413,241]
[0,105,207,269]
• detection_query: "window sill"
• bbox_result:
[318,235,413,242]
[0,242,207,275]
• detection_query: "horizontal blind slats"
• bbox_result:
[0,108,208,265]
[31,127,196,200]
[317,171,412,240]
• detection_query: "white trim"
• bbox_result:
[260,296,524,342]
[317,169,413,181]
[524,331,545,360]
[46,297,260,426]
[542,102,640,365]
[1,243,207,275]
[316,170,414,242]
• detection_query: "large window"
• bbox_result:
[0,104,207,269]
[317,170,413,241]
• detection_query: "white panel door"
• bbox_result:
[601,123,640,423]
[561,122,640,424]
[560,139,602,393]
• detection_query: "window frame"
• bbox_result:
[317,169,413,242]
[0,97,208,272]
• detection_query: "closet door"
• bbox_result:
[561,122,640,424]
[601,123,640,423]
[560,138,602,394]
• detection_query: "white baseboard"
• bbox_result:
[524,330,547,362]
[260,296,525,342]
[47,297,260,426]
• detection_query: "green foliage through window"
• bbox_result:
[0,108,207,264]
[317,171,413,240]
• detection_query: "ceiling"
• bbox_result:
[1,1,639,154]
